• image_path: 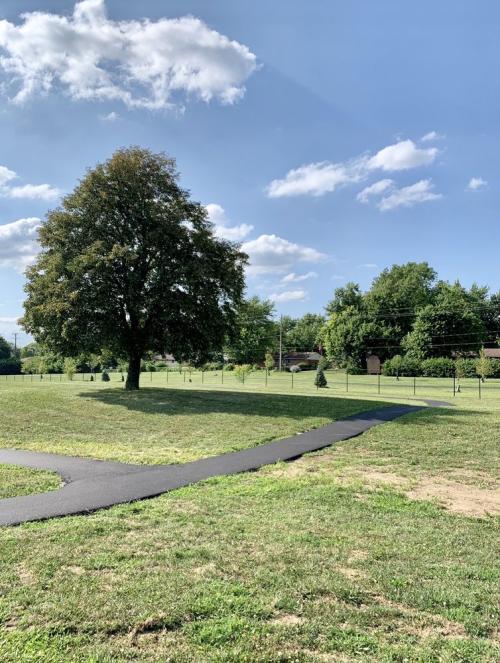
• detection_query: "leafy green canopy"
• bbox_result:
[22,147,247,389]
[0,335,12,360]
[321,262,499,368]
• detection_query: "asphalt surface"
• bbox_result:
[0,400,450,526]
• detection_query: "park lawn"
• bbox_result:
[0,381,387,464]
[0,465,60,499]
[0,386,498,661]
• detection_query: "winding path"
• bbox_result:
[0,400,450,526]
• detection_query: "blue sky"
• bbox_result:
[0,0,499,345]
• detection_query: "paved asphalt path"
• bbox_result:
[0,400,450,526]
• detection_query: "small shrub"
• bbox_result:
[345,359,364,375]
[476,348,493,381]
[101,370,110,382]
[224,363,235,371]
[421,357,455,378]
[0,358,22,375]
[234,364,252,381]
[290,365,301,373]
[314,367,328,388]
[382,355,422,377]
[264,351,274,371]
[454,357,477,378]
[64,357,77,380]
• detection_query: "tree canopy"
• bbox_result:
[22,147,247,389]
[321,262,499,369]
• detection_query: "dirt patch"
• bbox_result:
[371,594,467,639]
[408,478,499,518]
[336,566,368,581]
[269,614,305,627]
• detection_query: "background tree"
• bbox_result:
[0,335,12,360]
[284,313,325,351]
[22,147,246,390]
[402,283,485,359]
[226,296,275,364]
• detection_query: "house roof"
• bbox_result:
[484,348,500,359]
[275,351,322,361]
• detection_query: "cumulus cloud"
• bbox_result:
[281,271,318,283]
[205,203,253,242]
[266,138,439,198]
[378,179,442,212]
[266,160,364,198]
[5,183,61,201]
[0,166,61,200]
[269,290,307,303]
[357,179,394,203]
[367,140,438,171]
[467,177,487,191]
[0,0,257,110]
[421,130,445,142]
[0,217,41,271]
[241,234,326,275]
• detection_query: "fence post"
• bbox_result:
[265,369,267,387]
[413,376,416,396]
[183,371,186,383]
[453,375,456,397]
[478,377,482,400]
[222,366,224,384]
[346,371,349,393]
[242,370,245,385]
[151,370,153,382]
[378,372,380,395]
[202,370,204,384]
[291,371,294,389]
[166,368,169,383]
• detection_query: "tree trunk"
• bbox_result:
[125,353,142,390]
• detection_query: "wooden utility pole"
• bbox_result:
[278,315,283,372]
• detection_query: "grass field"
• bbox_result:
[0,378,498,662]
[0,465,60,499]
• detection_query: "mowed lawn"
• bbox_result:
[0,382,498,662]
[0,381,385,464]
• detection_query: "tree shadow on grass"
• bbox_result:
[79,387,397,422]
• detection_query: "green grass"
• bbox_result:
[0,464,60,499]
[0,380,498,662]
[0,381,386,464]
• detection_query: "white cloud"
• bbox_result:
[99,111,119,122]
[0,165,61,200]
[0,0,257,110]
[269,290,307,303]
[378,179,442,212]
[358,263,378,269]
[0,217,41,271]
[281,271,318,283]
[367,140,438,171]
[421,131,445,142]
[357,179,394,203]
[266,138,440,198]
[266,160,364,198]
[0,165,16,186]
[467,177,487,191]
[205,203,253,242]
[241,234,326,275]
[5,183,61,201]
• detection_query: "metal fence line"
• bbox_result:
[1,369,499,400]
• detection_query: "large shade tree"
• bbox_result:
[22,148,247,389]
